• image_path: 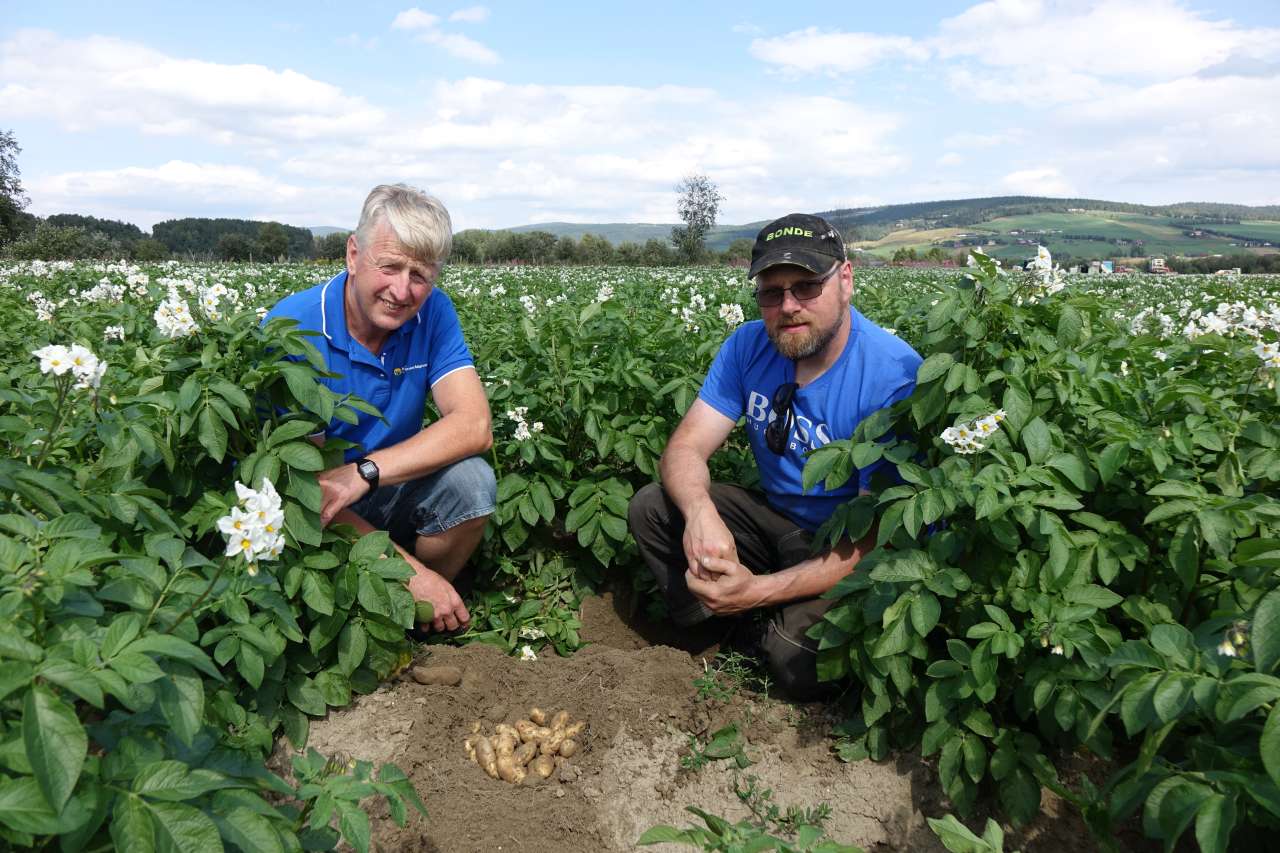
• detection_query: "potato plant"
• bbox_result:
[0,270,427,850]
[804,252,1280,851]
[3,258,1280,851]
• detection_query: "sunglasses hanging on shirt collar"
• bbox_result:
[764,381,799,455]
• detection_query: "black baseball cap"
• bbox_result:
[748,213,846,279]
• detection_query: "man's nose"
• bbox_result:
[388,270,413,301]
[778,287,804,311]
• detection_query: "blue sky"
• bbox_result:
[2,1,1278,231]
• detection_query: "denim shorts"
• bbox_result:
[348,455,497,550]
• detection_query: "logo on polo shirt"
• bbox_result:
[392,362,430,376]
[746,390,832,452]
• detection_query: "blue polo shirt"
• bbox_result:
[698,307,921,531]
[264,271,474,462]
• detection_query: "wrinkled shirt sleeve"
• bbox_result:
[425,290,475,387]
[697,330,745,421]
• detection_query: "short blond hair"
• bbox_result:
[354,184,453,264]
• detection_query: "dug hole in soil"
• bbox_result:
[274,591,1096,852]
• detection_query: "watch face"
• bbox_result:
[358,460,377,480]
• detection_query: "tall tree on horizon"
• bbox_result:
[672,173,723,263]
[1,129,31,244]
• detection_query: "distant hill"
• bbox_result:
[502,197,1280,260]
[308,226,350,237]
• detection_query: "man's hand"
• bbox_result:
[682,503,739,580]
[685,555,767,616]
[318,463,370,527]
[406,563,471,633]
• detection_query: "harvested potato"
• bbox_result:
[513,742,538,766]
[464,706,588,784]
[474,735,499,779]
[411,665,462,686]
[496,754,526,784]
[531,754,555,779]
[414,600,435,624]
[540,729,565,756]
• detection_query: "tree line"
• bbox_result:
[1165,252,1280,274]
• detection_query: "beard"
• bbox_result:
[767,311,844,360]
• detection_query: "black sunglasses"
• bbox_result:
[764,382,799,455]
[753,264,839,308]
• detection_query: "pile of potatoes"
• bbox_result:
[464,707,586,785]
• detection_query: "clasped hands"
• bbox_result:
[682,506,766,616]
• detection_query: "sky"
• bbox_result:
[2,0,1279,232]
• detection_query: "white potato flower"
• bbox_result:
[33,344,72,376]
[218,478,287,567]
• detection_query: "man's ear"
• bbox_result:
[346,233,360,275]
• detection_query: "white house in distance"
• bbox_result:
[1150,257,1168,274]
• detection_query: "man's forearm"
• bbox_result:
[367,409,492,488]
[658,442,715,519]
[754,529,875,605]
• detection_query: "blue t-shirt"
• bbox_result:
[698,307,921,531]
[264,271,474,462]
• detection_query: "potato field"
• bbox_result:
[2,256,1279,852]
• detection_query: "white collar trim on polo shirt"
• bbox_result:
[319,274,336,341]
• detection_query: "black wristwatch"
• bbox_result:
[354,457,379,495]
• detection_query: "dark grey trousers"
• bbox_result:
[627,482,836,700]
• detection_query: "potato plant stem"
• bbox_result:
[164,561,227,635]
[32,376,71,471]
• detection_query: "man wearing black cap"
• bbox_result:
[628,213,922,700]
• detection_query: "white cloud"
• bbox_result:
[750,27,928,75]
[24,161,352,229]
[937,153,963,167]
[391,8,440,30]
[0,29,385,143]
[391,7,499,63]
[1001,167,1073,196]
[450,6,490,24]
[6,23,909,230]
[936,0,1279,79]
[416,31,500,64]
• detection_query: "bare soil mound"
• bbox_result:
[280,592,1096,852]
